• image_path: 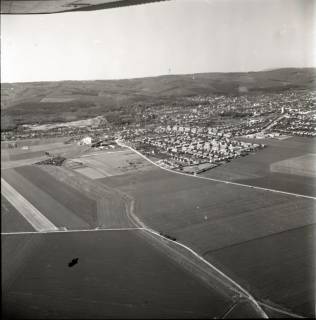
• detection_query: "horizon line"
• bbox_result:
[1,66,315,85]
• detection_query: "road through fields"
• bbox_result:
[115,139,314,317]
[1,168,268,317]
[122,189,268,318]
[1,178,58,232]
[1,142,309,317]
[115,139,316,201]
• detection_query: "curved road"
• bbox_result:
[116,138,311,318]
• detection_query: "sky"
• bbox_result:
[1,0,315,83]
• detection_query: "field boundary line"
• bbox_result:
[80,150,126,158]
[142,227,268,318]
[123,193,268,318]
[1,227,145,236]
[116,139,316,201]
[1,178,58,232]
[259,302,305,318]
[117,139,310,319]
[203,224,316,256]
[221,301,241,318]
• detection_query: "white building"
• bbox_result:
[79,136,92,145]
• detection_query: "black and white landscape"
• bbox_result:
[1,0,315,318]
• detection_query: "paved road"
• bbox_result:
[1,178,58,232]
[115,139,312,318]
[116,139,316,201]
[259,302,304,318]
[1,227,144,235]
[1,141,306,318]
[262,114,287,132]
[122,184,268,318]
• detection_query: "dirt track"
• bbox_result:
[1,178,58,232]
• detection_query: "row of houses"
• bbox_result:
[125,126,264,169]
[271,112,316,137]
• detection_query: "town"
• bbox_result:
[120,126,265,173]
[1,89,315,174]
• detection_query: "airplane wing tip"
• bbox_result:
[1,0,169,15]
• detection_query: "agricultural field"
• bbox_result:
[71,149,153,179]
[101,168,314,245]
[224,301,269,319]
[238,173,316,197]
[1,195,35,233]
[1,137,69,149]
[2,230,234,319]
[202,137,316,196]
[24,115,104,131]
[16,166,98,226]
[1,150,46,162]
[206,225,315,317]
[38,165,133,228]
[1,167,94,230]
[1,135,315,317]
[1,140,127,229]
[98,148,315,317]
[1,156,49,170]
[270,153,316,178]
[74,166,106,179]
[2,139,90,161]
[1,141,67,155]
[1,139,89,169]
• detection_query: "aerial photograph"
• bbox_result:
[1,0,315,318]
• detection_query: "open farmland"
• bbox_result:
[1,177,59,232]
[1,137,69,149]
[24,116,104,131]
[2,69,315,319]
[206,225,315,317]
[1,138,135,231]
[14,166,98,227]
[202,137,316,197]
[1,141,68,156]
[270,153,316,178]
[223,301,269,319]
[70,149,153,179]
[2,230,234,319]
[1,150,46,162]
[37,164,133,228]
[1,139,89,162]
[101,168,315,245]
[1,167,93,230]
[1,195,35,233]
[1,139,89,169]
[1,140,73,162]
[98,148,315,317]
[1,156,50,170]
